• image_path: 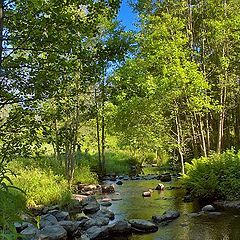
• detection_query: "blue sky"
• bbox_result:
[118,0,137,30]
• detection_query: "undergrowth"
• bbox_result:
[182,149,240,200]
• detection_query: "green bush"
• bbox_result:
[9,161,71,207]
[0,189,26,239]
[182,149,240,200]
[73,165,98,184]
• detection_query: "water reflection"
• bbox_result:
[103,179,240,240]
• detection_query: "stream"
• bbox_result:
[102,178,240,240]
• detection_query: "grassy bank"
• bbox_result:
[8,156,98,208]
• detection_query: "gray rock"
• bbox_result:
[40,214,58,228]
[82,197,100,214]
[42,205,60,214]
[48,210,70,221]
[58,220,79,234]
[20,225,40,239]
[39,225,67,240]
[83,217,110,230]
[14,222,29,233]
[128,219,158,233]
[85,226,109,240]
[152,210,180,223]
[91,209,115,220]
[202,205,215,212]
[108,220,132,235]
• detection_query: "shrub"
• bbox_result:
[182,149,240,200]
[73,165,98,184]
[8,161,71,207]
[0,189,26,239]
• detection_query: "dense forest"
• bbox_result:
[1,0,240,238]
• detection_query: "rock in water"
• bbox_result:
[152,210,180,223]
[142,191,151,197]
[108,220,132,235]
[128,219,158,233]
[202,205,215,212]
[155,183,165,190]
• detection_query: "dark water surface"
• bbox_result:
[103,179,240,240]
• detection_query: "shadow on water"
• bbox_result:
[103,179,240,240]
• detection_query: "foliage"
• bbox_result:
[73,165,98,184]
[0,189,26,239]
[182,149,240,200]
[8,160,71,207]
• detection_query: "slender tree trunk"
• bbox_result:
[190,115,199,158]
[175,114,185,174]
[54,118,61,163]
[0,0,3,68]
[205,113,211,154]
[95,88,102,173]
[101,81,106,175]
[187,0,193,59]
[217,0,228,153]
[217,87,226,153]
[199,115,207,157]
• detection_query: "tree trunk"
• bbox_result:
[199,115,207,157]
[205,113,211,154]
[95,88,102,173]
[175,114,185,175]
[0,0,3,68]
[101,81,106,175]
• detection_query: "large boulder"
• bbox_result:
[39,225,67,240]
[91,209,115,220]
[40,214,58,228]
[202,205,215,212]
[85,226,109,240]
[82,196,100,214]
[48,210,70,221]
[83,218,110,230]
[58,220,80,235]
[152,210,180,223]
[107,220,132,235]
[14,222,29,233]
[20,225,40,239]
[128,219,158,233]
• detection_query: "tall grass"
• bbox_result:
[8,156,98,207]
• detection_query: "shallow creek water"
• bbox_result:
[101,179,240,240]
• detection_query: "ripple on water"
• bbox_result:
[106,179,240,240]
